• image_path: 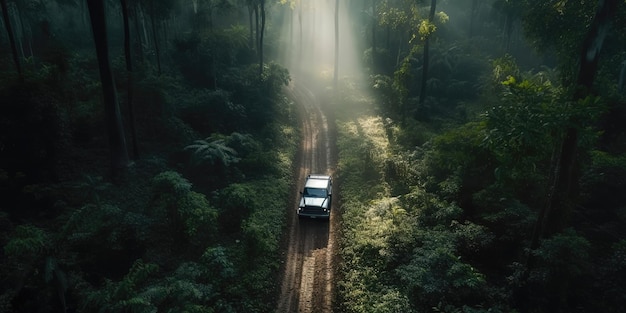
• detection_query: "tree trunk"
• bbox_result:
[333,0,339,89]
[372,0,377,69]
[522,2,618,309]
[419,0,436,106]
[254,4,259,54]
[1,0,22,78]
[149,0,161,75]
[86,0,130,175]
[504,13,513,52]
[298,1,302,70]
[259,0,266,76]
[530,0,618,253]
[14,1,25,60]
[133,4,144,63]
[248,5,253,49]
[121,0,138,159]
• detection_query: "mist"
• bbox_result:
[275,0,364,85]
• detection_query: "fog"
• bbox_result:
[276,0,365,85]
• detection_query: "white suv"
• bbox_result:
[298,174,332,219]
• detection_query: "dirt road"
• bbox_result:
[276,82,338,313]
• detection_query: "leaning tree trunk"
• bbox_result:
[1,0,22,78]
[86,0,130,175]
[121,0,139,159]
[418,0,437,106]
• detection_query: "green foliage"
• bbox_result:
[581,150,626,207]
[255,62,291,96]
[142,261,219,313]
[74,174,112,206]
[472,186,536,243]
[185,135,240,167]
[201,246,236,281]
[149,171,218,248]
[213,182,257,232]
[179,191,219,243]
[599,240,626,310]
[397,231,486,295]
[226,178,288,259]
[80,259,159,313]
[178,88,246,135]
[530,229,591,282]
[419,122,496,205]
[518,0,598,81]
[4,224,49,261]
[482,58,607,204]
[490,55,522,87]
[417,20,436,41]
[61,202,150,277]
[403,188,462,227]
[151,170,193,195]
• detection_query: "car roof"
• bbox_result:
[305,175,331,188]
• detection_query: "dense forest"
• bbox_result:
[1,0,625,313]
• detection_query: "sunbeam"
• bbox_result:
[276,0,365,87]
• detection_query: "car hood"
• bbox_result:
[300,196,329,208]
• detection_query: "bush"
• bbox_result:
[149,171,218,251]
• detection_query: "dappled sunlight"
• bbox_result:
[357,116,390,154]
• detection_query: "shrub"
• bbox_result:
[149,171,218,250]
[4,224,50,263]
[79,259,159,313]
[397,229,486,310]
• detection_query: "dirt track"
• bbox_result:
[276,82,338,313]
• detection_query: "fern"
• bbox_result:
[185,136,240,167]
[4,224,49,260]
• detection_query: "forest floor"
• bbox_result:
[275,81,340,313]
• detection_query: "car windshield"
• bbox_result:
[304,187,327,197]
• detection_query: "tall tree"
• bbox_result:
[493,0,522,53]
[149,0,161,74]
[245,0,258,50]
[86,0,131,174]
[258,0,265,76]
[418,0,436,105]
[1,0,22,78]
[530,0,619,251]
[372,0,377,68]
[121,0,139,159]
